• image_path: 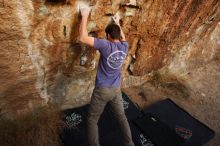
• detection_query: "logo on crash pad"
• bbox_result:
[123,99,129,110]
[139,134,154,146]
[107,50,127,69]
[65,112,82,128]
[175,125,192,140]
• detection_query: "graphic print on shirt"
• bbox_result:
[107,50,127,69]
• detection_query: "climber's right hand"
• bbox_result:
[80,7,91,18]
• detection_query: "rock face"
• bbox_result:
[0,0,219,117]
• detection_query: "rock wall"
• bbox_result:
[0,0,44,117]
[0,0,219,117]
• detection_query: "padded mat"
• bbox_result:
[143,98,215,146]
[61,94,214,146]
[62,92,152,146]
[134,113,184,146]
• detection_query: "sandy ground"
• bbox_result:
[123,83,220,146]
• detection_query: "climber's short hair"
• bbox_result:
[105,24,121,40]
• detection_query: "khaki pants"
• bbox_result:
[87,87,135,146]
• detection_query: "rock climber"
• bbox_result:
[79,7,134,146]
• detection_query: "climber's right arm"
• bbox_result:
[79,8,94,47]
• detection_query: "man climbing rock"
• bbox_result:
[79,7,135,146]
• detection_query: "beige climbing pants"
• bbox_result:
[87,87,135,146]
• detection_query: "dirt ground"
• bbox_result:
[123,82,220,146]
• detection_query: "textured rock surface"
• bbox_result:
[0,0,219,117]
[0,0,45,117]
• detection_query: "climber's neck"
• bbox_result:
[107,37,120,43]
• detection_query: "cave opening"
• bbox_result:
[0,0,219,146]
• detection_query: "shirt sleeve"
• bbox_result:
[94,38,109,52]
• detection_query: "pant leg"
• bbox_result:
[87,88,109,146]
[109,89,135,146]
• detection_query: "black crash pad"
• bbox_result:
[143,98,215,146]
[134,113,184,146]
[61,93,214,146]
[61,92,153,146]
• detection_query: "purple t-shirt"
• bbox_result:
[94,38,128,88]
